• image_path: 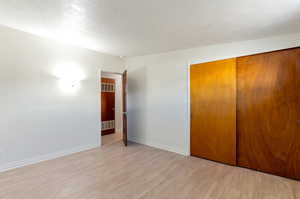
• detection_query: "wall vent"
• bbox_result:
[101,120,115,130]
[101,83,115,92]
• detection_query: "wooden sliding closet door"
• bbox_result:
[237,48,300,179]
[191,58,236,165]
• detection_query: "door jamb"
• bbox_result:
[186,61,191,156]
[98,69,102,147]
[99,69,124,147]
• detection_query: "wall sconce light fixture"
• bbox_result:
[53,62,85,93]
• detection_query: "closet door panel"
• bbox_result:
[191,58,236,166]
[237,48,300,179]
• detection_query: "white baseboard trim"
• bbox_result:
[129,136,188,156]
[0,143,99,173]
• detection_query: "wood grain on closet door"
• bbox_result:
[191,58,237,166]
[237,48,300,180]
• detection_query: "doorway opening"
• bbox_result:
[100,71,127,146]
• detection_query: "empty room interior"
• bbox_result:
[1,1,300,198]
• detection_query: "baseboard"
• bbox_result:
[129,136,187,156]
[0,143,99,173]
[101,129,115,135]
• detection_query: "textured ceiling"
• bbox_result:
[0,0,300,56]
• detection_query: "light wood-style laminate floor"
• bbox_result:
[1,141,300,199]
[101,132,122,146]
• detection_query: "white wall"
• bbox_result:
[1,24,300,172]
[0,25,124,171]
[125,32,300,155]
[101,72,123,134]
